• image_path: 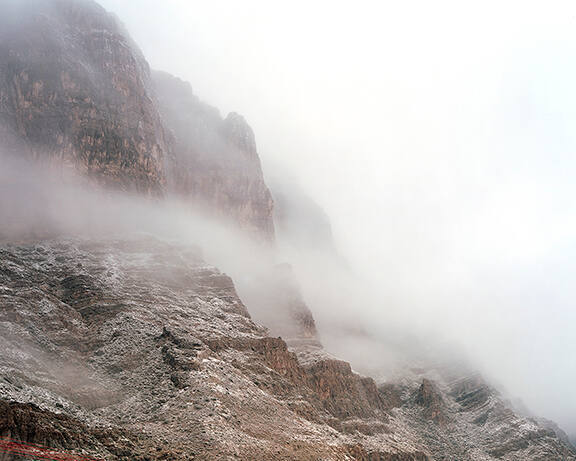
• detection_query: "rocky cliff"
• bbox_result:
[0,0,168,193]
[0,237,428,460]
[152,71,275,240]
[0,1,575,460]
[0,0,275,238]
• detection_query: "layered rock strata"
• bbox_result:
[0,0,275,238]
[0,237,574,460]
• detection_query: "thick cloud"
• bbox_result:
[86,0,576,435]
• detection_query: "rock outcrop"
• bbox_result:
[1,1,575,460]
[414,379,447,425]
[152,71,275,240]
[0,236,429,460]
[0,0,275,239]
[0,0,168,193]
[0,236,574,460]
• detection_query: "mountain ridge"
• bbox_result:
[0,0,574,460]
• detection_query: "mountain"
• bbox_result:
[1,238,574,460]
[0,0,274,239]
[0,0,574,460]
[152,71,275,241]
[0,0,168,193]
[0,237,426,460]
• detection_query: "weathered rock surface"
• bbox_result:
[0,0,275,239]
[0,0,168,193]
[0,1,575,460]
[414,379,447,425]
[0,236,574,460]
[152,71,275,240]
[0,237,429,460]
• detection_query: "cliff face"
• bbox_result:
[152,71,275,240]
[0,0,168,193]
[0,0,275,238]
[1,1,575,460]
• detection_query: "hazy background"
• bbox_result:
[99,0,576,434]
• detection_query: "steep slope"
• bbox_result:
[383,370,576,461]
[0,0,315,371]
[0,1,575,460]
[0,0,168,193]
[0,0,275,238]
[0,237,574,460]
[152,71,275,241]
[0,236,429,460]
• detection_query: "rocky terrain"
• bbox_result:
[0,236,424,460]
[0,237,574,460]
[0,0,575,460]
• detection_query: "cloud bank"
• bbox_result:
[71,0,576,435]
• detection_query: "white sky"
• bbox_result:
[99,0,576,433]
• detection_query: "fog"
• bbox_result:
[0,155,272,266]
[5,0,576,436]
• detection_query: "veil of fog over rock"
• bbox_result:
[1,0,575,458]
[96,0,576,434]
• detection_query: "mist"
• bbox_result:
[4,0,576,438]
[0,153,275,295]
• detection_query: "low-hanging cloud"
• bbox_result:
[9,0,576,437]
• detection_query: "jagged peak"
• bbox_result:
[222,111,258,158]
